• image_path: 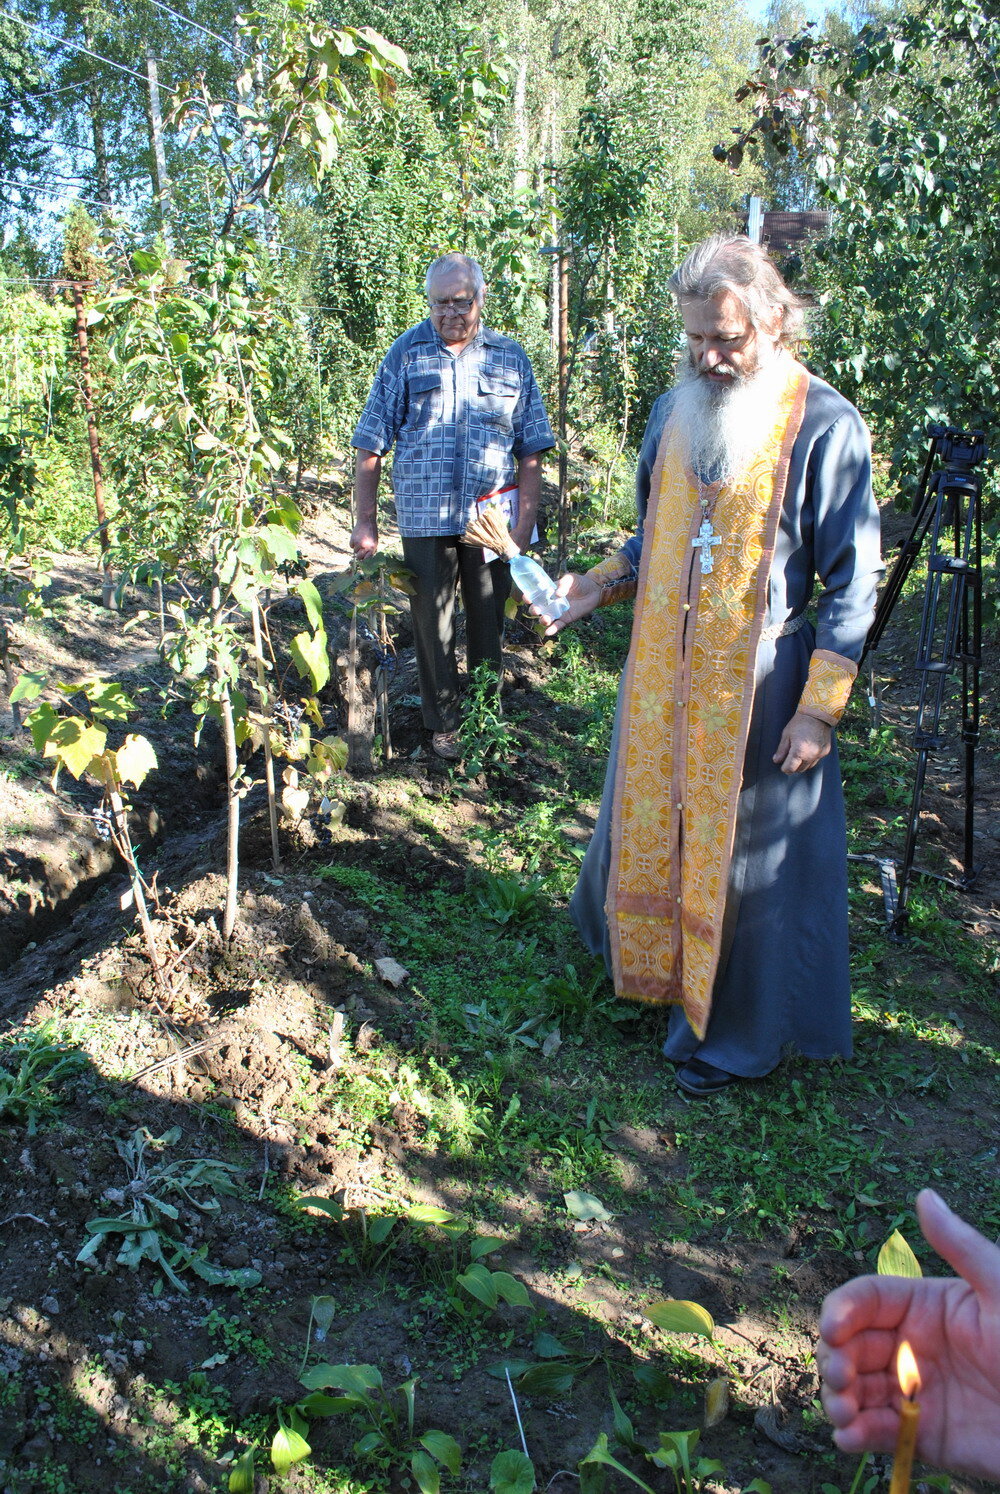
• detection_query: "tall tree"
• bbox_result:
[723,0,1000,480]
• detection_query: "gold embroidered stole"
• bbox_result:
[606,359,810,1038]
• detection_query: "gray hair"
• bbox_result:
[669,234,805,346]
[425,253,486,304]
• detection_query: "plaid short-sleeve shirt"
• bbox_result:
[351,320,555,538]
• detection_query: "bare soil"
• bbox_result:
[1,486,997,1494]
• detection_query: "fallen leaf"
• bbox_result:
[704,1376,729,1428]
[564,1190,614,1223]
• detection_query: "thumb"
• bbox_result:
[917,1189,1000,1294]
[556,572,574,596]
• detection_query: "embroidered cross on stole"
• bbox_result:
[606,359,810,1039]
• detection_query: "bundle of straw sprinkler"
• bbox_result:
[461,502,518,558]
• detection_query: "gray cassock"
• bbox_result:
[570,373,884,1077]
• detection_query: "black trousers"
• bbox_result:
[400,535,512,733]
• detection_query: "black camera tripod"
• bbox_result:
[856,424,985,936]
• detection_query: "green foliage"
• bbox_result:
[459,662,514,775]
[295,1362,462,1492]
[0,1022,87,1133]
[490,1448,535,1494]
[729,2,1000,491]
[877,1228,922,1279]
[469,870,548,926]
[172,8,410,234]
[76,1127,262,1295]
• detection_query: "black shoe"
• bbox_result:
[675,1056,737,1097]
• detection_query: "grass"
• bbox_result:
[6,539,998,1493]
[305,578,1000,1267]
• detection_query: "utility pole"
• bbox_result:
[557,246,570,569]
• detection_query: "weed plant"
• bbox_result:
[0,1021,88,1132]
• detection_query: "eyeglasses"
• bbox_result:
[430,297,475,313]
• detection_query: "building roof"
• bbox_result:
[757,210,832,253]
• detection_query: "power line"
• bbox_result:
[144,0,244,58]
[3,11,147,83]
[20,83,83,100]
[0,175,120,209]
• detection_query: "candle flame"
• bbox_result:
[897,1341,921,1398]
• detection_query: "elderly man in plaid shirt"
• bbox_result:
[350,252,555,760]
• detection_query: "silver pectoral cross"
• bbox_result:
[692,517,722,575]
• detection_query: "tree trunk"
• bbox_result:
[145,52,173,248]
[80,15,112,209]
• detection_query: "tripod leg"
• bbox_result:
[960,485,982,889]
[891,747,931,935]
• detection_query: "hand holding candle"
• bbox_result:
[887,1342,920,1494]
[817,1189,1000,1484]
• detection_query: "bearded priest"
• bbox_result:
[539,233,883,1098]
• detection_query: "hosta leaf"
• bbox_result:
[486,1358,533,1381]
[297,1195,346,1223]
[298,1392,355,1415]
[632,1362,672,1401]
[270,1424,310,1474]
[608,1382,639,1450]
[311,1294,337,1337]
[490,1448,536,1494]
[645,1299,715,1339]
[470,1235,505,1260]
[420,1430,461,1473]
[518,1362,576,1397]
[877,1229,923,1278]
[532,1332,569,1359]
[580,1433,655,1492]
[411,1448,440,1494]
[492,1272,530,1307]
[457,1263,498,1309]
[407,1205,456,1226]
[300,1363,382,1394]
[228,1449,255,1492]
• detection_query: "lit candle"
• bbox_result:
[888,1341,921,1494]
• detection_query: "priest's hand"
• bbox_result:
[534,571,602,637]
[773,711,832,773]
[816,1189,1000,1482]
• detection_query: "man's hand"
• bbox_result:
[532,571,602,636]
[817,1189,1000,1483]
[773,710,832,774]
[509,516,535,554]
[350,519,379,559]
[510,451,542,554]
[352,449,381,560]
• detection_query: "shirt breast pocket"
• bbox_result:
[478,372,520,427]
[405,370,442,423]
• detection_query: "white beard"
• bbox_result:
[670,348,790,487]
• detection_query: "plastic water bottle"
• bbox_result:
[508,552,570,619]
